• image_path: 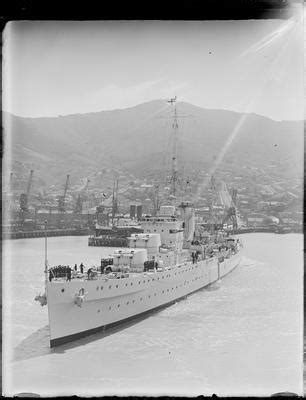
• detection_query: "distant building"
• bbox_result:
[247,213,265,226]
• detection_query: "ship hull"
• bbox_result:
[47,253,241,347]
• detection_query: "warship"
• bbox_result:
[35,97,242,347]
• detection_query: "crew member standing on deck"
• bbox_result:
[67,267,71,281]
[80,263,84,274]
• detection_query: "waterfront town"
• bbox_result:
[3,152,302,239]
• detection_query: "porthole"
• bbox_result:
[162,290,165,294]
[172,287,174,290]
[109,285,112,289]
[116,285,119,288]
[117,304,120,308]
[126,301,129,305]
[61,288,65,293]
[139,281,141,285]
[131,282,133,286]
[101,286,103,290]
[125,283,128,286]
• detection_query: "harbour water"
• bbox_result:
[3,233,303,397]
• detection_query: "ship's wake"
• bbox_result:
[13,325,51,362]
[240,256,265,268]
[204,281,222,291]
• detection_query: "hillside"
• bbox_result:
[3,100,303,188]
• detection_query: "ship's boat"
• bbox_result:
[36,204,242,347]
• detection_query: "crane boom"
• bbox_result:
[26,170,34,196]
[58,174,70,213]
[19,169,34,213]
[63,174,70,198]
[84,178,90,191]
[74,178,90,214]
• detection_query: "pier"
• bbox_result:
[233,226,301,234]
[3,228,90,240]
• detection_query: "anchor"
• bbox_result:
[34,292,47,306]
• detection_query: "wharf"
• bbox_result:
[3,228,90,240]
[234,226,301,234]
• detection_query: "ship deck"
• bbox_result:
[49,261,194,283]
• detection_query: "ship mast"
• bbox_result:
[168,96,178,198]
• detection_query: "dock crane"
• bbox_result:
[3,172,14,216]
[221,206,238,231]
[74,178,90,214]
[219,184,240,231]
[231,188,238,206]
[19,170,34,213]
[58,174,70,213]
[203,177,239,232]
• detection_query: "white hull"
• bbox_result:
[47,253,241,347]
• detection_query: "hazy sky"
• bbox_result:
[3,9,303,121]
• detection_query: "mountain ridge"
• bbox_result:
[3,100,303,188]
[3,99,303,123]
